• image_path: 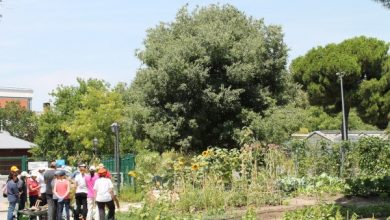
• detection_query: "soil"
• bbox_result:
[213,194,390,220]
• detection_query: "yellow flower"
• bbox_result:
[128,171,137,177]
[202,150,210,157]
[191,164,199,171]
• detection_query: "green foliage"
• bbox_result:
[284,203,390,220]
[32,78,128,163]
[128,4,288,152]
[291,36,390,129]
[0,101,38,142]
[118,185,144,203]
[352,137,390,176]
[374,0,390,9]
[278,173,345,196]
[284,204,344,220]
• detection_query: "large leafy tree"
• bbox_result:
[128,5,288,152]
[32,79,126,163]
[291,36,390,133]
[0,101,37,142]
[374,0,390,8]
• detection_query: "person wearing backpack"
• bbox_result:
[7,172,19,220]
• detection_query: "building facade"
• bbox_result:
[0,87,33,110]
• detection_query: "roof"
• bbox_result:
[292,130,388,143]
[0,130,36,149]
[0,87,33,98]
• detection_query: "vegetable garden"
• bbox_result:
[117,136,390,219]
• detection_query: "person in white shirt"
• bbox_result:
[74,164,88,220]
[93,168,115,220]
[37,168,47,206]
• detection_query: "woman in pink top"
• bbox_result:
[53,170,70,220]
[85,165,99,220]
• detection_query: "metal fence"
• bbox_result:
[101,153,136,185]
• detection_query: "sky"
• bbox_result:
[0,0,389,111]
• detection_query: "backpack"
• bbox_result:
[2,181,7,198]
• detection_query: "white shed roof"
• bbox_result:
[0,130,36,149]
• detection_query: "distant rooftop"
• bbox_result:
[0,130,36,149]
[0,87,33,98]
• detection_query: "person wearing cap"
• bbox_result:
[10,165,19,174]
[6,172,19,220]
[19,171,28,211]
[94,168,115,220]
[85,165,99,220]
[27,172,40,210]
[74,164,88,220]
[44,161,57,220]
[53,170,70,220]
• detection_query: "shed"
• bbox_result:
[0,129,35,174]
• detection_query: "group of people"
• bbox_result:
[3,162,119,220]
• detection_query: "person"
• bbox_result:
[94,168,115,220]
[6,172,19,220]
[97,164,112,179]
[52,171,62,220]
[74,164,88,220]
[37,168,47,206]
[53,170,70,220]
[85,165,99,220]
[19,171,28,211]
[27,172,40,220]
[44,162,57,220]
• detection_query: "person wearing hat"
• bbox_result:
[53,170,70,220]
[10,166,19,174]
[6,171,19,220]
[27,172,40,210]
[85,165,99,220]
[74,163,88,220]
[97,163,112,179]
[93,168,115,220]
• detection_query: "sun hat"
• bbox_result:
[89,165,96,171]
[31,172,39,177]
[21,171,28,177]
[97,167,107,175]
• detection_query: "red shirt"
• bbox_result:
[27,178,40,196]
[54,179,70,199]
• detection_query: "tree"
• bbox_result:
[32,78,127,163]
[374,0,390,9]
[0,101,37,142]
[290,36,390,133]
[128,4,288,152]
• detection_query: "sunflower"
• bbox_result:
[202,150,210,157]
[191,163,199,171]
[128,171,137,177]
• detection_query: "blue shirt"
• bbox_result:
[6,180,19,203]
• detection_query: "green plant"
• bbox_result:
[119,185,144,203]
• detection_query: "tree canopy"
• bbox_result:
[374,0,390,8]
[31,78,127,163]
[128,4,289,152]
[290,36,390,130]
[0,101,37,142]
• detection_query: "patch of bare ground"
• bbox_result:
[212,194,390,220]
